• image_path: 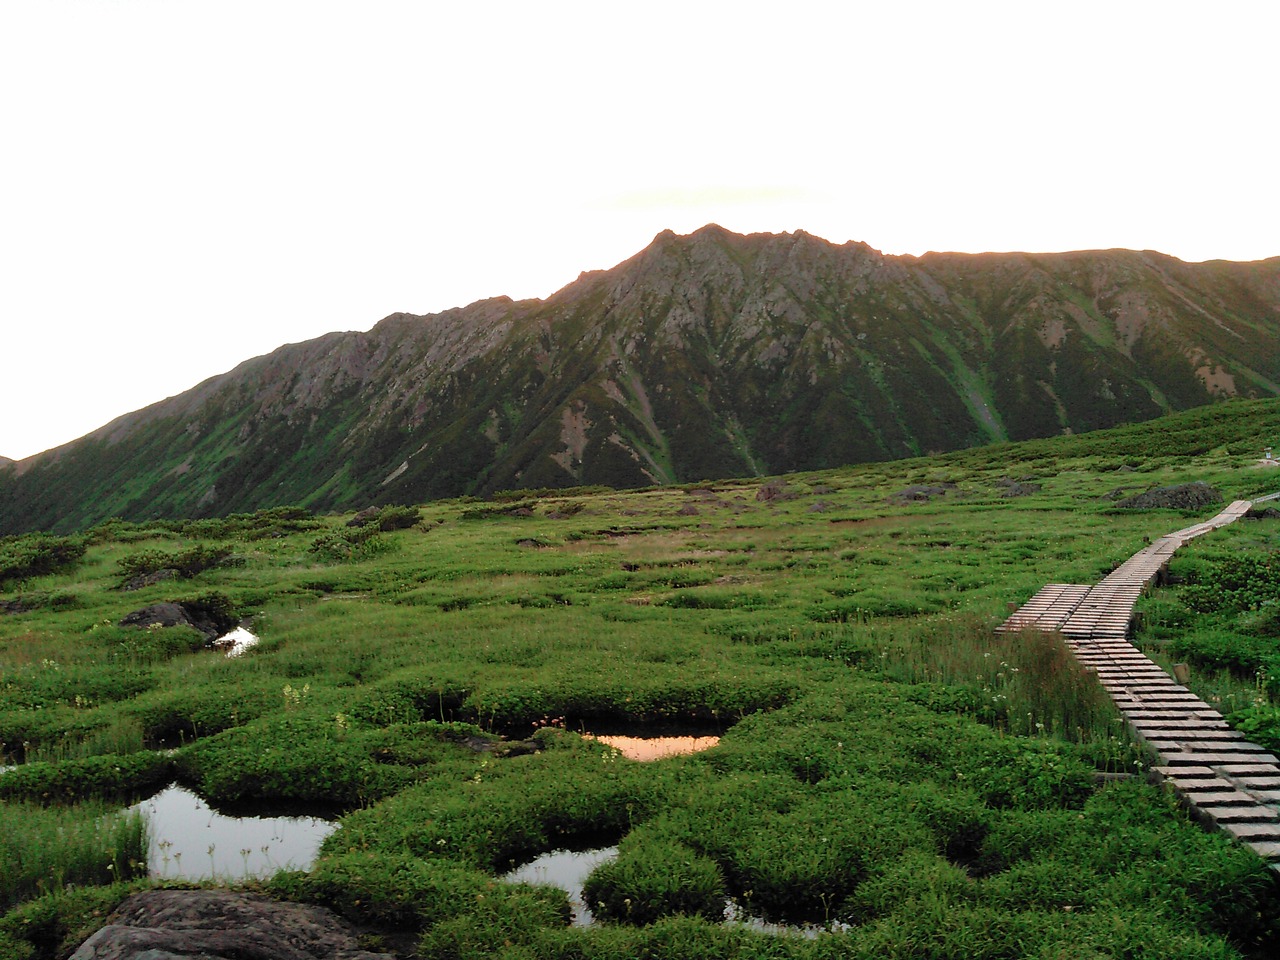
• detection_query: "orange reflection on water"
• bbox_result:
[589,734,720,761]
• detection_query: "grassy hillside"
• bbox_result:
[2,402,1280,958]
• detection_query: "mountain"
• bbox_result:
[2,225,1279,534]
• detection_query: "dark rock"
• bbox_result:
[494,738,545,757]
[677,504,699,516]
[346,507,382,528]
[118,599,235,641]
[808,500,834,513]
[888,483,957,504]
[119,602,200,632]
[756,482,795,502]
[69,889,392,960]
[1100,487,1129,501]
[515,538,549,549]
[1114,481,1223,510]
[121,568,180,592]
[0,598,29,615]
[996,478,1042,498]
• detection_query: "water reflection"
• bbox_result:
[585,734,719,761]
[129,785,335,880]
[502,845,848,936]
[723,900,851,937]
[503,846,619,925]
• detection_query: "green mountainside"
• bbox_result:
[3,225,1279,534]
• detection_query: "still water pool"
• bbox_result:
[129,785,336,880]
[503,846,619,925]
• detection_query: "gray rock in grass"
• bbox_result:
[70,890,391,960]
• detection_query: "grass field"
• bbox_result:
[3,398,1280,958]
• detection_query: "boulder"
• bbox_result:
[118,600,236,641]
[1114,482,1223,510]
[118,602,200,632]
[346,507,382,528]
[888,483,957,504]
[996,478,1042,498]
[755,481,795,502]
[70,890,392,960]
[121,568,181,592]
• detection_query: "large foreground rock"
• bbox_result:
[70,890,392,960]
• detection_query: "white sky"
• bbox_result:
[2,1,1277,461]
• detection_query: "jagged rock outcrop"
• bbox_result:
[2,226,1279,533]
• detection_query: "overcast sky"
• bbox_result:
[2,1,1276,461]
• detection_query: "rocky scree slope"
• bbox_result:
[2,225,1279,533]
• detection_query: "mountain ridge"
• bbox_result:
[3,225,1279,534]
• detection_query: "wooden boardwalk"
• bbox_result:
[1000,498,1280,873]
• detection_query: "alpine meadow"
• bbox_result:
[3,398,1280,958]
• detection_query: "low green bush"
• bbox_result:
[116,544,239,582]
[0,751,174,803]
[127,678,281,745]
[583,840,724,925]
[0,535,86,588]
[374,505,421,531]
[1228,703,1280,753]
[176,713,427,808]
[308,527,390,563]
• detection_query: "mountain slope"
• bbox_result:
[3,225,1279,534]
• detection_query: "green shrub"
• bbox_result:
[309,527,390,563]
[116,544,239,582]
[375,505,422,531]
[1228,703,1280,753]
[0,535,86,587]
[582,841,725,925]
[1180,551,1280,614]
[176,713,420,808]
[0,751,174,804]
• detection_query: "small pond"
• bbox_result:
[580,731,720,761]
[506,845,849,935]
[503,846,619,925]
[129,785,336,880]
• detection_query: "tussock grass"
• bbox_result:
[0,803,148,911]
